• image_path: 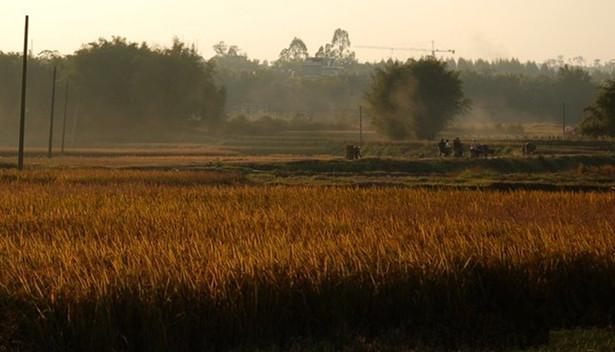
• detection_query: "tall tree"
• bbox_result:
[69,37,225,138]
[579,80,615,137]
[366,59,468,140]
[212,41,228,56]
[314,29,356,65]
[330,29,355,63]
[555,65,596,122]
[278,37,309,63]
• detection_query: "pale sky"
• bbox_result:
[2,0,615,63]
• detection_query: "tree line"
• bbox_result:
[365,59,615,140]
[1,29,614,143]
[0,37,225,143]
[215,38,610,126]
[213,29,614,129]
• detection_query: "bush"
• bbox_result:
[366,59,469,140]
[579,80,615,137]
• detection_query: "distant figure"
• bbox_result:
[470,141,494,158]
[345,144,361,160]
[354,145,362,159]
[469,141,480,158]
[438,139,446,153]
[453,137,464,157]
[438,139,452,157]
[522,143,537,156]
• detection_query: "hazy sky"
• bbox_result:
[2,0,614,63]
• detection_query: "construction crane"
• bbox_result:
[354,41,455,59]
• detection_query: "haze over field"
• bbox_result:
[2,0,615,62]
[2,2,615,351]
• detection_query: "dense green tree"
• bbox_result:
[366,59,468,140]
[68,37,225,138]
[579,80,615,137]
[0,37,226,143]
[554,65,596,122]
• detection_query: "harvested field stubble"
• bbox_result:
[0,170,614,350]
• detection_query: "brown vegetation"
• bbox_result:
[0,170,614,350]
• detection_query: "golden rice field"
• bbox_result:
[0,169,614,351]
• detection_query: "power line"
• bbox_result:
[354,41,455,59]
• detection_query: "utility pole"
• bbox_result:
[359,105,363,146]
[18,15,29,170]
[562,102,566,138]
[70,102,80,146]
[48,66,57,158]
[61,81,69,154]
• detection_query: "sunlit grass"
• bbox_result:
[0,170,614,350]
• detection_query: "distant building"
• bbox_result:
[303,57,343,76]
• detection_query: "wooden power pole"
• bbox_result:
[48,66,57,158]
[562,102,567,138]
[61,81,69,154]
[18,15,29,170]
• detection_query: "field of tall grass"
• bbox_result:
[0,169,614,350]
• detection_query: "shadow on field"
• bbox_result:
[0,170,246,187]
[2,256,615,351]
[242,155,615,176]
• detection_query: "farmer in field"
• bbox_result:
[470,140,480,158]
[470,142,495,158]
[522,142,536,155]
[438,139,445,154]
[345,144,361,160]
[438,139,451,157]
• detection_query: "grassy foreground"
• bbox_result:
[0,170,614,351]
